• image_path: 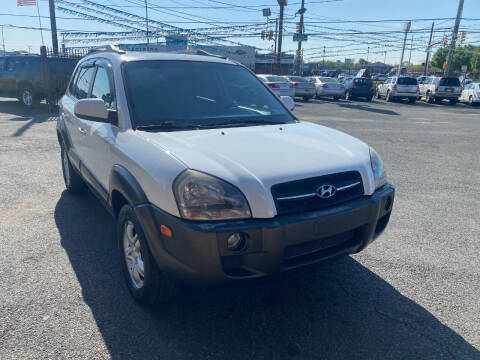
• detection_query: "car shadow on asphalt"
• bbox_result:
[55,191,479,360]
[0,99,55,137]
[336,102,400,116]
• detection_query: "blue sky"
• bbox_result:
[1,0,479,64]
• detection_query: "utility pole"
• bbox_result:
[366,46,370,64]
[274,18,278,54]
[408,35,413,68]
[145,0,150,46]
[424,22,434,75]
[1,26,5,55]
[276,0,287,75]
[445,0,464,75]
[48,0,58,55]
[323,46,325,69]
[397,21,411,76]
[384,49,387,64]
[295,0,305,75]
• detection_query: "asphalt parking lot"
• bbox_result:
[0,97,479,360]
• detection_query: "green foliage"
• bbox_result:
[431,45,480,72]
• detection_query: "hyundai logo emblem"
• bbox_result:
[317,184,336,199]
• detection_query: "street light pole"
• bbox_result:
[397,21,411,76]
[445,0,464,75]
[1,26,5,55]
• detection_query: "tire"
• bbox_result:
[409,98,416,103]
[375,90,381,99]
[449,99,458,105]
[366,96,373,102]
[61,144,86,195]
[386,90,392,102]
[18,85,39,108]
[333,96,339,101]
[425,92,434,104]
[303,96,311,102]
[345,91,351,101]
[469,96,474,106]
[118,204,179,306]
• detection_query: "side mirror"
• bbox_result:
[74,98,117,125]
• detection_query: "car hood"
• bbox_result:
[137,121,374,218]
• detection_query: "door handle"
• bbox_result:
[78,127,87,135]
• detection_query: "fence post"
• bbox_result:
[40,46,53,112]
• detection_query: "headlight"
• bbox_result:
[173,170,252,220]
[370,147,387,189]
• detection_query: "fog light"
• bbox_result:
[226,232,247,251]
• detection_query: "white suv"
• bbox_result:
[57,46,394,305]
[419,76,462,105]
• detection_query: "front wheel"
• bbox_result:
[19,86,39,108]
[425,92,434,103]
[303,96,311,102]
[332,96,339,101]
[118,205,179,306]
[409,98,416,103]
[386,91,392,102]
[366,96,373,102]
[469,96,474,106]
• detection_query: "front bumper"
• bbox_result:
[135,183,395,286]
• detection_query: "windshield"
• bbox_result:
[289,76,308,82]
[320,77,337,83]
[440,77,461,86]
[123,61,294,130]
[266,75,287,82]
[397,77,417,85]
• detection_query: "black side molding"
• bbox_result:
[109,164,148,209]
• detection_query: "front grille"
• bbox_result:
[271,171,363,215]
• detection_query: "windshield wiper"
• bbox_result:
[135,121,199,132]
[203,119,286,128]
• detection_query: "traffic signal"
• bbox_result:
[261,30,265,40]
[461,32,466,43]
[296,23,301,33]
[268,31,273,40]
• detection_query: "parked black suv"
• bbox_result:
[0,55,77,107]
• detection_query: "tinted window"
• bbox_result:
[266,75,286,82]
[397,77,417,85]
[354,78,372,86]
[123,61,294,129]
[440,77,461,86]
[74,66,96,99]
[91,66,114,108]
[289,76,308,82]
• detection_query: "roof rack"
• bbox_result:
[88,44,125,55]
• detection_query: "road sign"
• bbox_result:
[293,33,308,42]
[442,61,447,70]
[425,46,431,53]
[262,8,271,17]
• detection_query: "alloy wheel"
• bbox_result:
[123,220,145,289]
[22,89,33,107]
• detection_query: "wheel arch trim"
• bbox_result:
[109,164,149,215]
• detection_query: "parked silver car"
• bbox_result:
[376,76,419,103]
[419,76,462,105]
[309,76,345,100]
[257,74,295,97]
[283,76,316,101]
[459,82,480,106]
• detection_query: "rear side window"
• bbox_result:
[91,66,115,108]
[440,77,461,87]
[397,77,417,85]
[354,78,372,86]
[74,66,96,99]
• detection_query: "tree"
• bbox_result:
[431,45,480,72]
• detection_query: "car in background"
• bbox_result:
[372,74,388,82]
[417,75,428,84]
[343,77,375,101]
[459,82,480,106]
[309,76,345,100]
[283,75,316,101]
[257,74,295,98]
[376,76,419,103]
[419,76,462,105]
